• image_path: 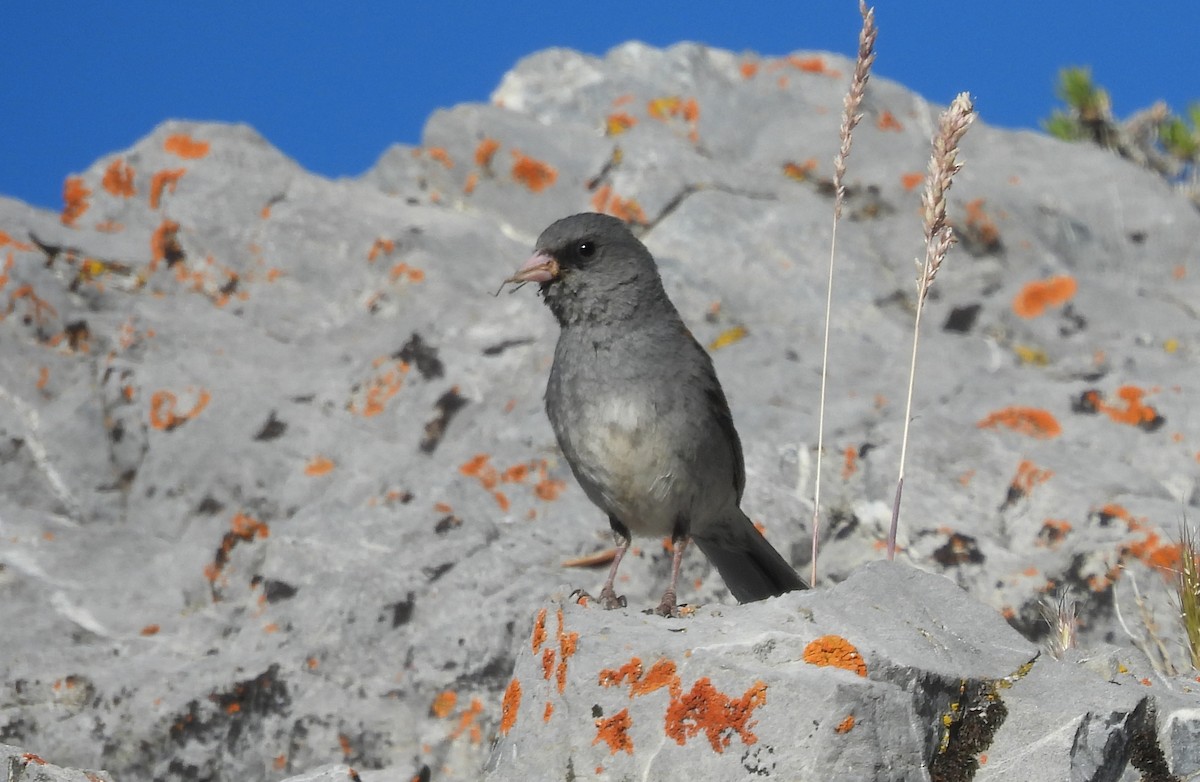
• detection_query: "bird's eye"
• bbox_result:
[577,242,595,258]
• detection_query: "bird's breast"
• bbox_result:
[555,391,681,535]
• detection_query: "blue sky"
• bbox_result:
[4,2,1197,211]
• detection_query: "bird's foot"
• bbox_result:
[650,589,679,618]
[597,585,627,610]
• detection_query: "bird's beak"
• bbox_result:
[505,251,560,285]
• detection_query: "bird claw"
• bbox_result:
[650,591,679,618]
[597,586,627,610]
[569,587,627,610]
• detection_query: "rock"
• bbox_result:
[1,40,1199,781]
[488,563,1035,781]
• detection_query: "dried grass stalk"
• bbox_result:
[887,93,976,561]
[1178,522,1200,670]
[812,0,877,587]
[1039,589,1078,659]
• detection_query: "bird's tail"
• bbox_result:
[693,511,808,603]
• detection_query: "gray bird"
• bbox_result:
[506,213,807,615]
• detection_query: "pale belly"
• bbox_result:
[566,395,713,537]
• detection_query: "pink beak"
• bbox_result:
[505,251,560,285]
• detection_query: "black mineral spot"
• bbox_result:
[482,337,535,356]
[424,562,454,582]
[420,387,469,454]
[388,592,416,628]
[195,496,224,515]
[932,532,985,567]
[253,411,287,441]
[250,577,298,603]
[943,304,981,333]
[1128,231,1147,244]
[591,704,603,718]
[435,514,462,534]
[65,320,90,351]
[168,665,290,750]
[394,333,444,380]
[1057,304,1087,337]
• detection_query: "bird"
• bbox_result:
[505,212,807,616]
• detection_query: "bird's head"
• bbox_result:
[504,212,665,325]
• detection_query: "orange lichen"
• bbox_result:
[140,624,160,636]
[204,512,269,584]
[631,659,680,698]
[102,159,137,197]
[163,133,210,159]
[543,701,554,722]
[789,55,830,74]
[1037,519,1072,548]
[432,691,458,718]
[149,388,211,431]
[449,697,484,743]
[682,98,700,124]
[304,456,335,477]
[427,147,454,169]
[532,607,548,653]
[510,151,558,192]
[964,198,1002,249]
[977,407,1062,438]
[541,647,556,682]
[1122,529,1182,573]
[740,60,759,78]
[803,635,867,677]
[876,111,903,131]
[665,678,767,753]
[783,159,818,181]
[841,446,858,480]
[367,237,395,262]
[1012,275,1077,318]
[1009,459,1053,500]
[835,715,856,734]
[502,463,529,483]
[493,491,510,511]
[349,359,409,417]
[475,137,500,168]
[94,220,124,233]
[590,185,647,225]
[606,113,638,136]
[387,262,425,283]
[460,453,499,489]
[0,231,34,251]
[463,172,479,195]
[61,176,91,226]
[599,658,644,689]
[648,96,683,120]
[555,607,578,694]
[150,168,187,210]
[8,289,60,329]
[900,172,924,191]
[593,708,634,755]
[1078,386,1163,429]
[500,678,521,735]
[532,458,564,501]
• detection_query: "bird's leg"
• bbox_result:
[597,516,630,610]
[654,535,689,617]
